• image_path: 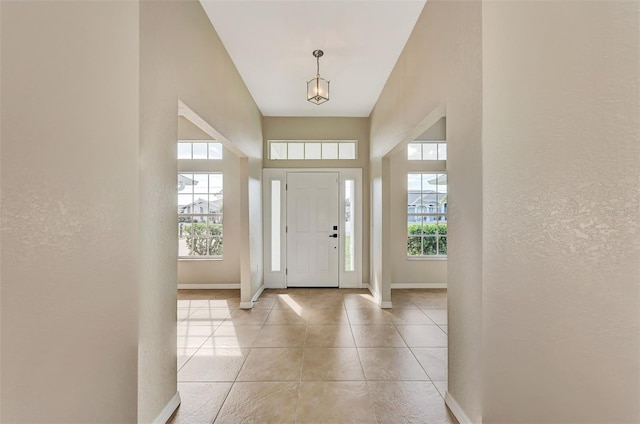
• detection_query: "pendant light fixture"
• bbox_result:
[307,49,330,105]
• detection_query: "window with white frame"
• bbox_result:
[178,173,223,258]
[269,140,357,160]
[407,173,447,257]
[178,141,223,160]
[407,142,447,160]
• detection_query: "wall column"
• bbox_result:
[239,157,253,308]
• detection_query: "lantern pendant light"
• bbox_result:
[307,50,330,105]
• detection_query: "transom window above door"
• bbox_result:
[269,140,357,160]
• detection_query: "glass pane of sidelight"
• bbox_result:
[344,180,355,272]
[271,180,281,271]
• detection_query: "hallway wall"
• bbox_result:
[482,2,640,422]
[369,1,483,420]
[1,2,140,422]
[139,1,263,421]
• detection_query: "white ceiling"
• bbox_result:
[200,1,426,117]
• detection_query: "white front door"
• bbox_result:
[286,172,339,287]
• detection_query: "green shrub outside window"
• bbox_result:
[407,223,447,256]
[182,223,223,256]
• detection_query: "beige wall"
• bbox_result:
[263,117,370,284]
[139,1,262,421]
[371,0,482,421]
[482,1,640,422]
[1,2,140,422]
[369,0,483,419]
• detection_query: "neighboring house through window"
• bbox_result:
[407,172,447,257]
[177,141,224,258]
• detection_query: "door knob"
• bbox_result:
[329,234,338,238]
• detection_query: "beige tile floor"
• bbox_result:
[171,288,456,424]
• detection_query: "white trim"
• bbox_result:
[380,301,393,309]
[177,284,240,290]
[178,100,246,158]
[252,285,265,302]
[386,103,446,157]
[263,168,363,289]
[241,286,268,310]
[368,286,393,309]
[391,283,447,289]
[444,391,474,424]
[152,391,181,424]
[268,140,359,160]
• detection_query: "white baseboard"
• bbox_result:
[362,283,371,290]
[239,284,265,309]
[153,391,181,424]
[444,391,473,424]
[178,283,240,290]
[391,283,447,289]
[252,285,265,302]
[367,286,393,309]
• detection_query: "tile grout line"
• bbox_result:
[347,294,383,423]
[211,305,267,424]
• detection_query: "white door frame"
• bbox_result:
[263,168,363,289]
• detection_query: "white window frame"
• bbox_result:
[407,141,447,161]
[407,172,447,259]
[177,140,223,160]
[178,152,225,261]
[262,168,363,288]
[268,140,358,160]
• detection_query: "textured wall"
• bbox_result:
[1,2,139,422]
[482,2,640,422]
[139,1,263,421]
[369,1,483,419]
